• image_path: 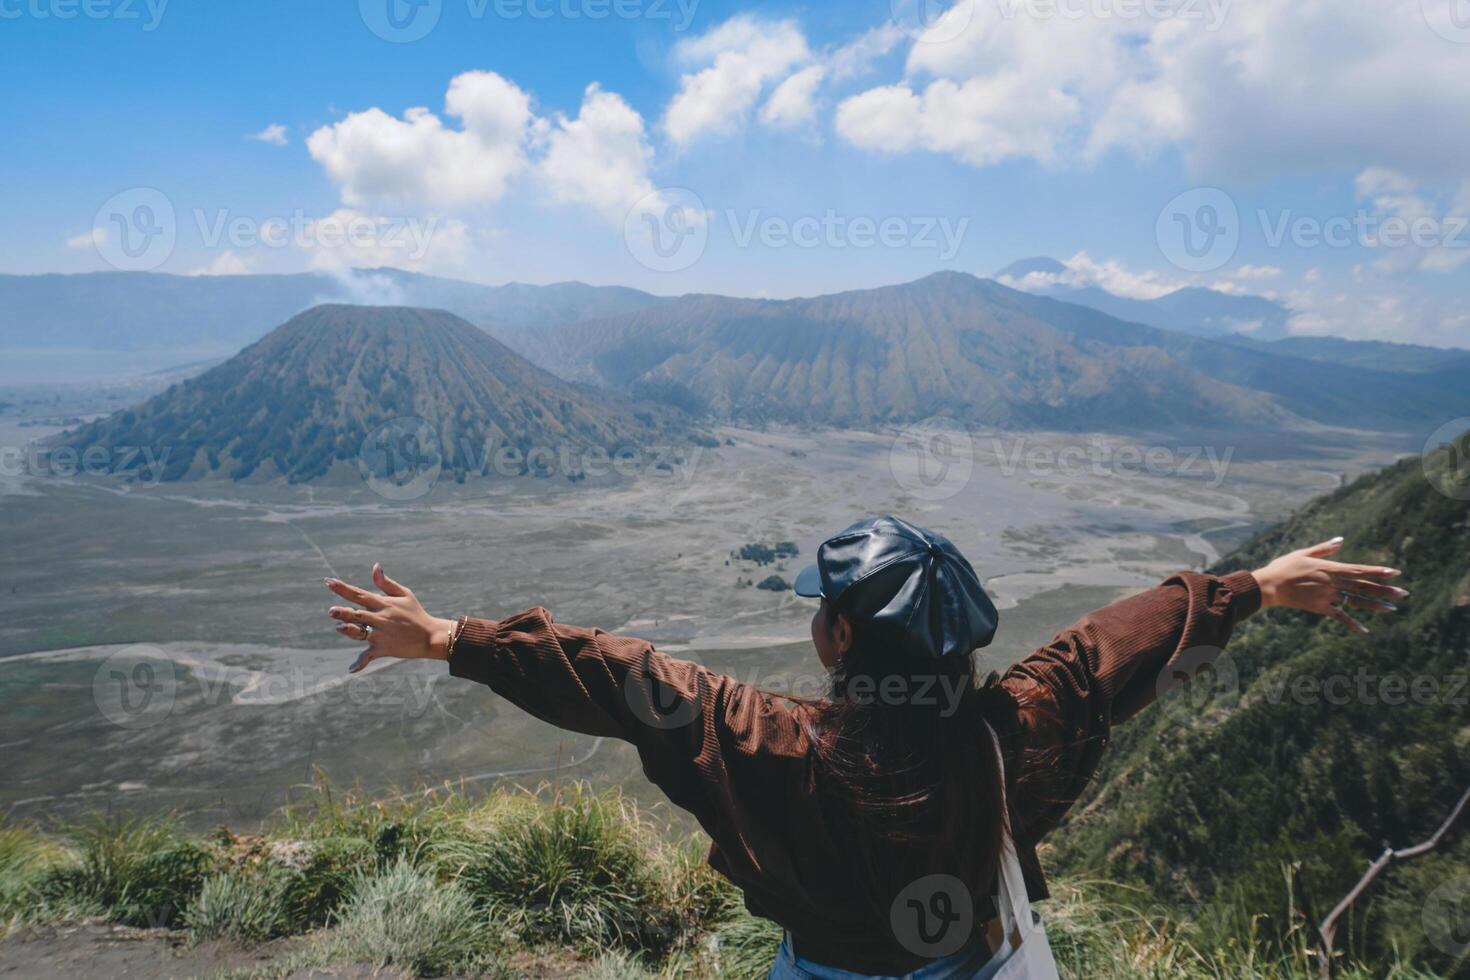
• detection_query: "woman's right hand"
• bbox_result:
[1252,537,1407,634]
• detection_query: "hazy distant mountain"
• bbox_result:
[0,269,662,360]
[1222,334,1470,374]
[995,256,1294,339]
[356,268,660,330]
[522,272,1468,432]
[56,305,681,483]
[977,283,1470,431]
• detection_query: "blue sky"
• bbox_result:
[3,0,1468,345]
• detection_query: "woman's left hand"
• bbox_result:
[324,564,457,673]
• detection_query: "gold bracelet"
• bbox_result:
[445,616,466,660]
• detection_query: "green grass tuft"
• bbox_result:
[431,784,679,952]
[185,866,293,944]
[327,857,503,976]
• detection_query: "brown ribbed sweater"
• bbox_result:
[447,569,1261,974]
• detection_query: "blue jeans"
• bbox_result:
[767,932,999,980]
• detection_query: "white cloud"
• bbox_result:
[1066,251,1184,300]
[66,229,105,250]
[664,16,811,145]
[1228,264,1283,281]
[539,84,659,222]
[837,73,1078,167]
[838,0,1470,183]
[1283,267,1470,347]
[307,71,534,208]
[827,23,904,82]
[189,252,256,276]
[248,124,288,146]
[308,71,661,229]
[997,251,1188,300]
[760,65,826,130]
[1352,168,1470,274]
[746,22,901,135]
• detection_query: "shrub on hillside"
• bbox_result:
[29,816,214,927]
[284,834,376,927]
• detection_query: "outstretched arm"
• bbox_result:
[321,565,803,856]
[995,537,1405,842]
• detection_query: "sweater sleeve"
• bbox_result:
[445,607,807,867]
[997,570,1261,844]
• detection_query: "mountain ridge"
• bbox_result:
[512,271,1467,432]
[54,304,685,484]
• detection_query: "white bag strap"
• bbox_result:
[984,720,1034,940]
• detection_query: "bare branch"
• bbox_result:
[1316,783,1470,978]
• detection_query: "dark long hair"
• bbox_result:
[800,603,1008,919]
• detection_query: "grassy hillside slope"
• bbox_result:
[0,781,1438,979]
[1053,430,1470,974]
